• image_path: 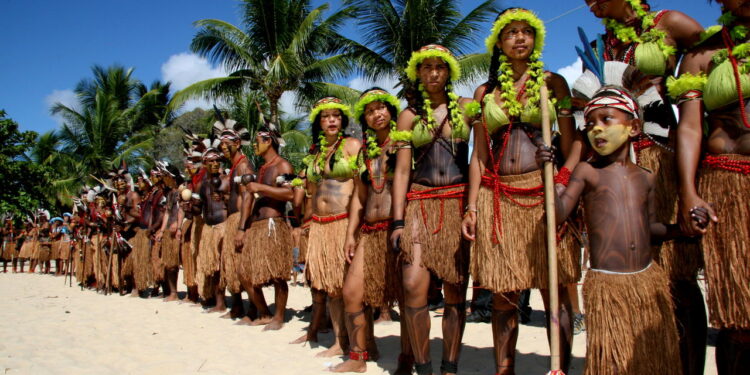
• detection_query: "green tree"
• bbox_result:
[0,110,51,219]
[171,0,361,124]
[343,0,501,94]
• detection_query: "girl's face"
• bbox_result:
[498,20,535,61]
[719,1,750,19]
[320,109,343,137]
[364,101,392,132]
[418,57,450,94]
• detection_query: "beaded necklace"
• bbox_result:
[364,132,391,193]
[416,84,468,141]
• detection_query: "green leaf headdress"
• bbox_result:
[405,44,461,82]
[485,8,546,56]
[353,89,401,122]
[308,97,352,123]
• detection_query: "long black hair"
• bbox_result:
[484,7,535,94]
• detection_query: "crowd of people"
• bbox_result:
[2,1,749,374]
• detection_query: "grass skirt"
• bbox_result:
[698,154,750,329]
[306,216,349,294]
[196,221,223,299]
[583,263,681,375]
[161,230,181,270]
[37,243,51,262]
[91,234,105,285]
[471,172,581,293]
[360,222,400,307]
[639,146,703,281]
[83,240,95,278]
[59,241,71,261]
[1,242,17,260]
[50,240,62,260]
[240,217,293,286]
[131,228,152,291]
[151,240,164,284]
[18,240,35,259]
[299,224,309,264]
[401,184,468,284]
[221,213,243,294]
[180,219,197,287]
[74,242,85,282]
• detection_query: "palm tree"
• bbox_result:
[343,0,501,94]
[51,66,172,179]
[170,0,361,125]
[277,114,311,171]
[27,131,81,210]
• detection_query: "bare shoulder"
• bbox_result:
[473,83,490,101]
[659,10,703,46]
[344,137,363,155]
[277,158,294,174]
[396,108,417,130]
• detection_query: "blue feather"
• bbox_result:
[575,27,604,80]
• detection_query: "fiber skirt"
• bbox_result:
[639,145,703,281]
[161,229,181,270]
[36,244,51,262]
[471,171,580,293]
[180,219,197,287]
[221,213,243,294]
[131,228,152,291]
[1,242,17,260]
[240,217,293,286]
[196,221,223,299]
[59,241,71,260]
[306,215,349,294]
[401,183,468,284]
[698,154,750,329]
[50,240,62,259]
[360,221,400,307]
[18,240,35,259]
[583,263,681,375]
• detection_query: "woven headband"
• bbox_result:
[584,88,639,119]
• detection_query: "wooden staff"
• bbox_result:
[541,85,562,373]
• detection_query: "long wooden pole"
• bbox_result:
[540,85,561,372]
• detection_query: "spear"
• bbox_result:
[541,85,563,374]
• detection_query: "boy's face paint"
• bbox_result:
[584,106,635,156]
[587,123,631,156]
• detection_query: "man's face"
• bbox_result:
[584,107,637,156]
[418,57,450,95]
[253,136,272,156]
[206,159,221,174]
[114,178,127,192]
[220,139,240,159]
[137,177,149,191]
[585,0,621,19]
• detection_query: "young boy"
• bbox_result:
[537,86,709,375]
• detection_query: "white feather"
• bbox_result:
[643,122,670,138]
[573,70,602,99]
[637,86,663,108]
[603,62,629,86]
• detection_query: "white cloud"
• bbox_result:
[161,52,229,112]
[279,91,302,119]
[556,58,583,88]
[45,89,78,125]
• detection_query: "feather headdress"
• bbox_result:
[573,27,668,139]
[213,105,251,146]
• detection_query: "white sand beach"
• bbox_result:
[0,271,716,374]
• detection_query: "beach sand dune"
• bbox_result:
[0,272,715,374]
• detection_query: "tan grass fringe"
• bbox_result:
[161,230,181,270]
[240,217,293,286]
[18,239,35,259]
[84,240,95,278]
[360,224,400,307]
[120,237,134,279]
[50,240,61,259]
[37,243,51,262]
[583,263,681,375]
[91,234,105,285]
[151,240,164,284]
[221,213,243,293]
[59,241,70,261]
[306,217,349,294]
[299,225,309,263]
[2,242,17,260]
[471,172,580,292]
[196,221,223,299]
[698,154,750,329]
[639,146,703,281]
[180,219,197,287]
[31,239,42,260]
[74,241,85,282]
[401,184,468,284]
[131,228,152,291]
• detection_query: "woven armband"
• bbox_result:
[667,73,707,105]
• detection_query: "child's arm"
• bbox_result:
[536,146,586,225]
[649,173,684,243]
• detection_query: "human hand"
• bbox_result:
[461,211,476,241]
[679,194,718,236]
[344,235,357,264]
[535,145,556,168]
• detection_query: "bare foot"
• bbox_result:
[207,306,226,313]
[219,311,233,319]
[316,344,344,358]
[330,359,366,373]
[248,316,273,326]
[163,294,178,302]
[236,317,254,326]
[290,332,317,344]
[262,319,284,331]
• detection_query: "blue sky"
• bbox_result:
[2,0,721,135]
